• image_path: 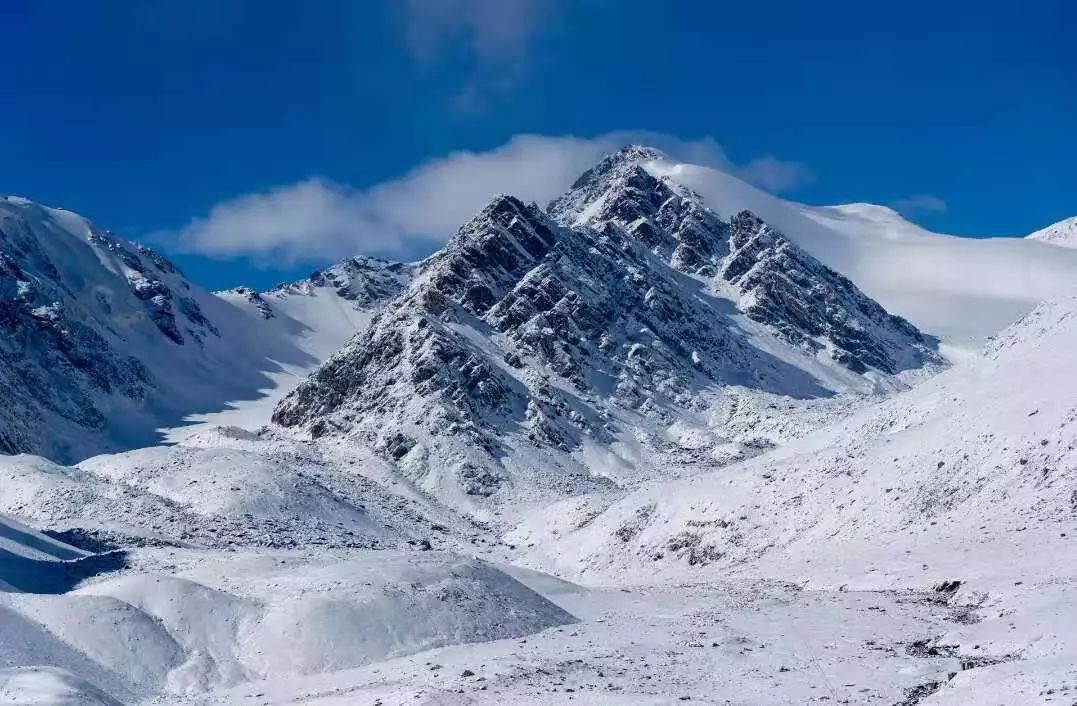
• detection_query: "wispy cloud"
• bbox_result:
[168,132,813,265]
[891,194,948,216]
[401,0,553,65]
[737,155,816,193]
[399,0,558,113]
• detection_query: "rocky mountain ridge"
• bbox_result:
[272,147,941,512]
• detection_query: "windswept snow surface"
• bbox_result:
[0,547,575,704]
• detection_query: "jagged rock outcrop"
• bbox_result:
[268,256,417,308]
[231,287,275,319]
[218,257,417,323]
[274,147,942,507]
[550,146,731,275]
[721,210,934,374]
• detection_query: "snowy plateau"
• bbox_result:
[0,147,1076,705]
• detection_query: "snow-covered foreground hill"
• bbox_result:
[0,543,575,705]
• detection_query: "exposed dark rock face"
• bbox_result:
[721,210,935,374]
[273,197,568,459]
[273,147,940,505]
[231,287,275,319]
[550,146,730,276]
[0,197,224,459]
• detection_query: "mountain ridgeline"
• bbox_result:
[0,195,413,462]
[272,147,940,505]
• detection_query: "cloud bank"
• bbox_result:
[170,132,813,265]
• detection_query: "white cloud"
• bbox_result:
[169,132,813,265]
[891,194,948,216]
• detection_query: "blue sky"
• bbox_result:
[1,0,1073,290]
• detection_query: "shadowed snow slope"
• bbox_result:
[0,513,126,595]
[0,195,412,460]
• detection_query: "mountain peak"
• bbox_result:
[272,151,941,509]
[265,255,417,309]
[610,144,668,163]
[453,194,543,242]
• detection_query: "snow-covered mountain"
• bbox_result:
[0,196,412,461]
[2,146,1077,705]
[273,147,941,515]
[1027,215,1077,248]
[505,293,1077,704]
[517,292,1077,583]
[639,160,1077,353]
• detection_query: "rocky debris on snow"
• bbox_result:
[230,287,275,319]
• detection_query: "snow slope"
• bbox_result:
[512,294,1077,703]
[644,159,1077,352]
[0,427,480,553]
[183,580,968,706]
[517,293,1077,581]
[0,547,575,704]
[1027,215,1077,249]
